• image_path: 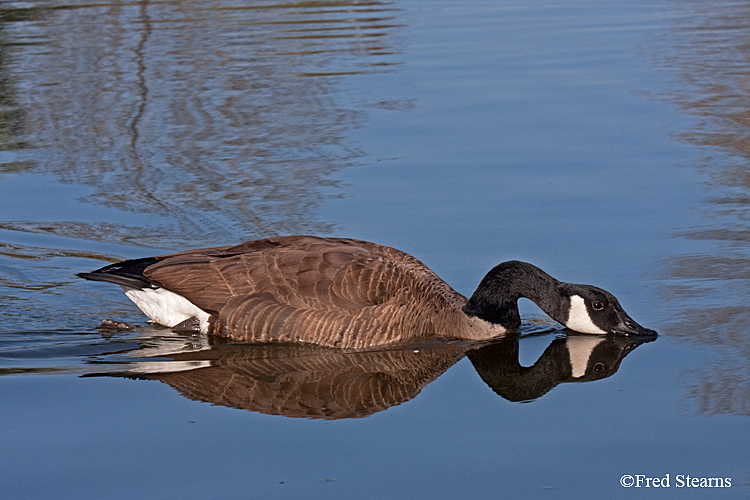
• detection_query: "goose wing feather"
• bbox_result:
[142,236,467,347]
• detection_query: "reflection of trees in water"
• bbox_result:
[0,7,35,155]
[0,0,402,245]
[658,1,750,415]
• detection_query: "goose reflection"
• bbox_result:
[120,341,467,420]
[468,334,653,402]
[96,332,653,419]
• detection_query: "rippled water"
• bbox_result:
[1,0,749,498]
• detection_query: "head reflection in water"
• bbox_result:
[88,333,654,419]
[467,334,654,403]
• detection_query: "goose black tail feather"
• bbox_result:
[77,257,161,289]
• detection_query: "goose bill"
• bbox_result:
[611,310,657,337]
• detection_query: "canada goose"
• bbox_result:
[78,235,656,348]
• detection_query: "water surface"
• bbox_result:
[1,0,748,498]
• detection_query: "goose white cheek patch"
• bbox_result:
[565,295,607,334]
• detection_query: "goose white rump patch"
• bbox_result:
[565,295,607,334]
[122,286,210,332]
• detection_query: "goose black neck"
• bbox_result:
[462,261,567,328]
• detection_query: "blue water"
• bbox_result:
[1,0,748,498]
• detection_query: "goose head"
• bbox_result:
[463,261,657,337]
[559,283,656,336]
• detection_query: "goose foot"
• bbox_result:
[171,317,201,333]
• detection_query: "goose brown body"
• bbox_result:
[83,236,495,348]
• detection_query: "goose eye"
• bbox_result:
[593,362,605,374]
[592,301,605,311]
